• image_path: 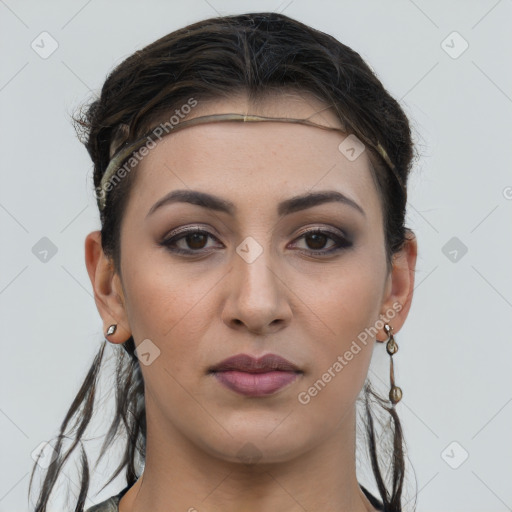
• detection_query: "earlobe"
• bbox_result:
[84,230,132,344]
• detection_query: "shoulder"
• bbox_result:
[84,495,119,512]
[84,483,132,512]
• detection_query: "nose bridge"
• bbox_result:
[223,231,291,332]
[234,233,279,301]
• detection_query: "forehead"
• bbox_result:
[125,93,380,219]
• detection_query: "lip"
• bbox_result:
[209,353,302,397]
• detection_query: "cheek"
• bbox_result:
[120,243,220,366]
[294,253,385,402]
[322,265,383,337]
[297,248,386,341]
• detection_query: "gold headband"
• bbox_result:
[97,113,401,212]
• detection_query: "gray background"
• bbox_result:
[1,0,511,511]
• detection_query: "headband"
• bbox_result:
[97,112,402,212]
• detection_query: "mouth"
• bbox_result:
[208,353,303,397]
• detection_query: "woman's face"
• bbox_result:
[105,92,412,465]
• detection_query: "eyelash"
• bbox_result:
[160,226,352,257]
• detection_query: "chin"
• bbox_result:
[196,426,311,466]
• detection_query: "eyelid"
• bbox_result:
[163,223,220,239]
[292,224,349,240]
[162,223,349,243]
[160,223,352,257]
[288,227,352,253]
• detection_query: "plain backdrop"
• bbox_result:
[1,1,511,511]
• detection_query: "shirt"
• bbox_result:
[84,482,386,511]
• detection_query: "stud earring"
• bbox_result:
[383,323,402,405]
[106,324,117,336]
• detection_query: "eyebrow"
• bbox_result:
[146,189,365,219]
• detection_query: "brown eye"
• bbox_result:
[161,227,351,257]
[186,232,209,249]
[161,228,222,255]
[290,228,352,256]
[304,232,330,250]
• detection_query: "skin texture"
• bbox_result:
[85,91,417,512]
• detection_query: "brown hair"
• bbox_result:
[29,11,416,511]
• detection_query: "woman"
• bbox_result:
[30,11,418,512]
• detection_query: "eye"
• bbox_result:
[160,227,222,255]
[160,226,352,257]
[289,228,352,256]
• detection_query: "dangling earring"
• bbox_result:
[106,324,117,336]
[383,323,402,405]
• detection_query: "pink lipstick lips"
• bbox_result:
[209,353,302,397]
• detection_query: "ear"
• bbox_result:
[84,230,132,344]
[377,229,418,342]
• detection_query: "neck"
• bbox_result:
[119,406,377,512]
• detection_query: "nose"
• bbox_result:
[221,242,293,336]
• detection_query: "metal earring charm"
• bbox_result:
[383,323,402,405]
[106,324,117,336]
